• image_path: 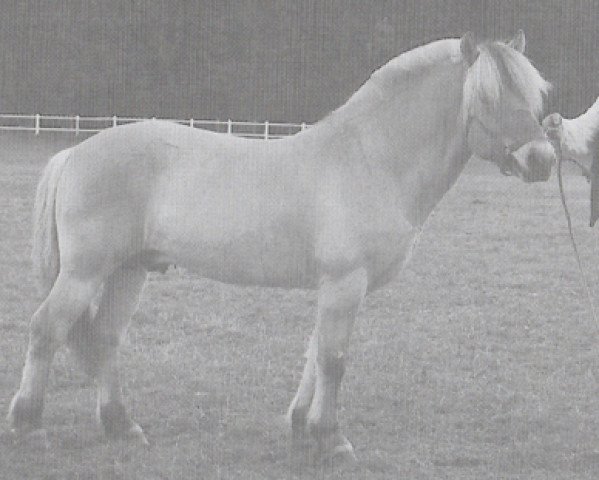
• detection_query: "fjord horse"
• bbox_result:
[8,31,556,461]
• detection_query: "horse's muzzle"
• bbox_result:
[509,138,556,182]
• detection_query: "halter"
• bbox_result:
[466,108,546,176]
[466,115,517,175]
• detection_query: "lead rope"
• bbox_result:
[555,137,599,323]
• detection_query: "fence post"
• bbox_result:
[75,115,80,135]
[34,114,40,135]
[264,121,269,140]
[227,119,232,135]
[301,122,306,131]
[112,115,117,127]
[190,118,194,128]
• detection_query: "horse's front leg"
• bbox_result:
[287,330,317,436]
[301,267,367,462]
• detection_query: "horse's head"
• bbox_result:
[462,31,556,182]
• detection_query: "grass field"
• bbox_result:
[2,132,599,479]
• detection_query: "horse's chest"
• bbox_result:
[147,196,319,287]
[315,203,420,288]
[361,224,422,289]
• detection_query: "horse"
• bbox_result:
[543,96,599,225]
[7,31,556,461]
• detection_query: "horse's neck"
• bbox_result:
[319,61,469,226]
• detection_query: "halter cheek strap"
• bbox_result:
[466,115,515,175]
[466,110,546,176]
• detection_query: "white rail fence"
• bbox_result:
[0,114,309,140]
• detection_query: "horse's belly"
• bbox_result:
[146,210,319,289]
[145,179,420,290]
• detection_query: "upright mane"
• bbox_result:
[375,38,462,76]
[322,37,550,126]
[334,39,463,117]
[463,40,551,119]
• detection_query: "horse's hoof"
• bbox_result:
[315,432,357,464]
[102,420,150,447]
[127,424,150,447]
[105,423,150,447]
[99,401,149,447]
[331,433,357,462]
[3,428,49,450]
[290,429,357,465]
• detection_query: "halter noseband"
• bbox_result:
[466,114,518,176]
[466,109,546,177]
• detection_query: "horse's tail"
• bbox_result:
[31,148,71,296]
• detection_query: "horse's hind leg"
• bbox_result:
[67,267,147,443]
[8,272,100,432]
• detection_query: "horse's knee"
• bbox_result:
[316,268,367,354]
[28,308,57,359]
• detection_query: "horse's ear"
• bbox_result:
[508,30,526,53]
[460,32,479,66]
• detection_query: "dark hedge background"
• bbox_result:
[0,0,597,122]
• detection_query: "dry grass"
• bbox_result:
[1,132,599,479]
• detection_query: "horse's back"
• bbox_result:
[53,121,321,285]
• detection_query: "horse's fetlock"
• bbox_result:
[308,419,338,439]
[290,406,308,432]
[101,333,120,349]
[8,395,43,430]
[318,353,345,382]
